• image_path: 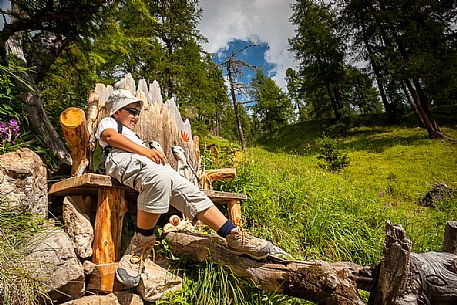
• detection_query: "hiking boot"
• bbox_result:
[225,226,274,260]
[116,233,156,288]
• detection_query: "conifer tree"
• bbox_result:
[251,68,295,136]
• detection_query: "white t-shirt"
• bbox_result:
[96,117,145,148]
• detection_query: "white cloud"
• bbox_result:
[197,0,297,91]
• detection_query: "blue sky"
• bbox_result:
[212,39,276,83]
[197,0,296,92]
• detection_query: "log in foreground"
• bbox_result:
[166,231,373,305]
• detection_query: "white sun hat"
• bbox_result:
[107,89,143,117]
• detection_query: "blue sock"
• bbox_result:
[217,220,235,238]
[136,226,156,236]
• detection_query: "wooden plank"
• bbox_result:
[49,173,112,194]
[49,173,247,201]
[203,189,247,201]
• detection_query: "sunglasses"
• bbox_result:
[122,107,141,116]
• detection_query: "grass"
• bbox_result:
[176,121,457,304]
[225,124,457,263]
[0,207,51,305]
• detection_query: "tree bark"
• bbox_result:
[166,231,372,305]
[5,33,72,167]
[370,221,457,305]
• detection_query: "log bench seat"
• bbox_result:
[49,172,247,222]
[49,174,246,293]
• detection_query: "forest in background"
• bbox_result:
[1,1,457,304]
[0,0,456,166]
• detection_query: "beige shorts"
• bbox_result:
[105,151,213,220]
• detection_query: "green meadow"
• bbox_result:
[160,121,457,305]
[221,123,457,265]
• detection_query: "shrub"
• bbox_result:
[317,135,349,172]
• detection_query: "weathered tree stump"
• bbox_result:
[371,220,457,305]
[444,221,457,254]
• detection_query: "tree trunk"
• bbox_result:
[226,60,246,151]
[166,231,371,305]
[377,2,445,140]
[5,33,72,167]
[326,82,341,120]
[362,38,394,122]
[403,79,444,139]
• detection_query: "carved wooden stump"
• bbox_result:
[60,107,90,176]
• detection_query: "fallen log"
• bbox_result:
[165,231,373,305]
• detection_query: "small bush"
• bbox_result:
[317,135,349,172]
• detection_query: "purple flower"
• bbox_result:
[8,119,18,128]
[0,122,7,139]
[0,119,21,143]
[8,119,20,137]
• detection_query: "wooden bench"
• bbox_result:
[48,73,247,292]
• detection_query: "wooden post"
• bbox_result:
[92,187,127,292]
[228,199,242,226]
[444,221,457,254]
[60,107,90,176]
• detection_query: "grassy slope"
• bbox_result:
[217,123,457,266]
[163,120,457,305]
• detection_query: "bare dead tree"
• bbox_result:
[220,45,256,151]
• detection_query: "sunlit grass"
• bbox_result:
[221,124,457,265]
[160,122,457,304]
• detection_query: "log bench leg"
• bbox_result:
[91,187,127,292]
[227,199,242,226]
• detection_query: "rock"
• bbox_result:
[24,228,85,303]
[418,183,456,207]
[0,148,48,217]
[63,196,94,258]
[136,258,183,302]
[61,292,143,305]
[82,260,97,275]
